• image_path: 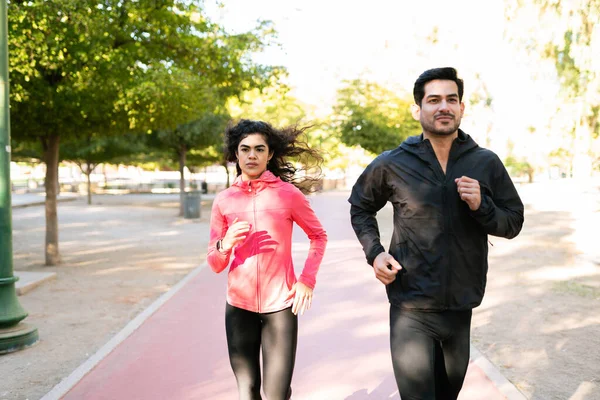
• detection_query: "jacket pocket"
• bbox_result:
[391,242,410,271]
[389,242,410,291]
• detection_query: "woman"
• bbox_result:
[207,119,328,400]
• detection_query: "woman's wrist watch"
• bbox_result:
[216,239,228,254]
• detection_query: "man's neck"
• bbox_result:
[423,131,458,173]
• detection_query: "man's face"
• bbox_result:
[412,79,464,138]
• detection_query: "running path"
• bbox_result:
[46,191,524,400]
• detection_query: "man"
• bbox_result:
[348,67,524,400]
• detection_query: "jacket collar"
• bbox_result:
[232,170,282,192]
[400,129,478,160]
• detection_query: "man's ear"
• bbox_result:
[411,103,420,121]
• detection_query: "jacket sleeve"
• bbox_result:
[291,190,327,289]
[348,155,391,265]
[469,155,524,239]
[206,195,232,273]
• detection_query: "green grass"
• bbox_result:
[552,281,600,299]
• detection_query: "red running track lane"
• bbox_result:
[62,251,508,399]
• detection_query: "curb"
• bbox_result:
[470,345,527,400]
[12,197,78,209]
[15,271,57,296]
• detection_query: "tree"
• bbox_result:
[227,84,306,127]
[468,74,495,148]
[505,0,600,177]
[331,79,421,155]
[125,64,225,216]
[60,134,145,205]
[8,1,281,264]
[504,155,535,183]
[548,147,573,177]
[147,113,229,216]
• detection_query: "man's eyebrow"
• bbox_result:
[426,93,459,99]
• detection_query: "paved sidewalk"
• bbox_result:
[38,193,526,400]
[9,191,216,297]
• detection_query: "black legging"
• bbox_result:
[225,303,297,400]
[389,306,472,400]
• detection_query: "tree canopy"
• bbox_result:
[331,79,421,155]
[505,0,600,176]
[7,0,284,264]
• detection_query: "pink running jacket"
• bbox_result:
[207,170,328,313]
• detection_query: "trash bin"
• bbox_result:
[183,191,201,219]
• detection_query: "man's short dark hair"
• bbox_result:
[413,67,464,106]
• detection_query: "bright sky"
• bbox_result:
[205,0,558,157]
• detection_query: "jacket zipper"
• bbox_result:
[250,181,260,313]
[442,178,451,310]
[442,141,460,310]
[425,140,451,310]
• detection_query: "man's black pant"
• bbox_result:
[390,305,473,400]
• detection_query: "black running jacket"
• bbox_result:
[349,130,524,311]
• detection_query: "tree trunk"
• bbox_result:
[102,163,108,187]
[222,161,230,188]
[572,102,593,179]
[178,147,186,217]
[86,163,93,205]
[43,134,61,266]
[527,168,534,184]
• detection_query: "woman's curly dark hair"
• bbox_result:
[224,119,324,194]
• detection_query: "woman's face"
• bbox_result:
[236,133,273,181]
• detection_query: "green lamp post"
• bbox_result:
[0,0,38,354]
